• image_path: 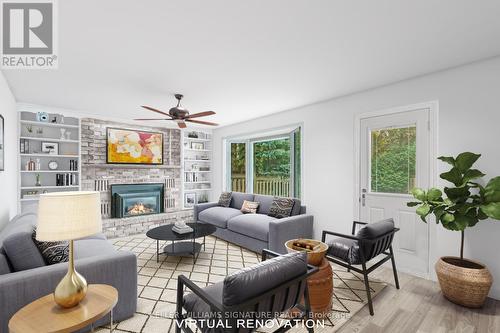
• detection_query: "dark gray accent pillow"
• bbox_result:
[3,231,46,271]
[268,197,295,218]
[217,191,232,207]
[32,229,69,265]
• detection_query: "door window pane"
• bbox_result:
[370,126,416,194]
[230,143,246,192]
[253,138,291,196]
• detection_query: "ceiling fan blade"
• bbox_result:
[141,105,172,118]
[186,119,219,126]
[186,111,216,119]
[177,121,187,129]
[134,118,172,121]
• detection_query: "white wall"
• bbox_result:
[212,56,500,299]
[0,72,18,230]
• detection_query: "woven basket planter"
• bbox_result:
[435,256,493,308]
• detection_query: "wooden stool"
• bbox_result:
[307,258,333,315]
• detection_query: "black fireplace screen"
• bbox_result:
[111,183,164,218]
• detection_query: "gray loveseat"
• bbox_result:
[0,212,137,332]
[194,192,313,253]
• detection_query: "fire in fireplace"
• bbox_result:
[111,183,164,218]
[127,202,155,215]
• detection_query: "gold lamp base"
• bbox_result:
[54,240,88,308]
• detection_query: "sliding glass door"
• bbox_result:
[227,127,301,198]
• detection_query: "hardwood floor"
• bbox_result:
[337,266,500,333]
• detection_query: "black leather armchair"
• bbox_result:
[322,219,400,315]
[175,250,319,333]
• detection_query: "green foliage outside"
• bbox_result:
[230,129,301,198]
[371,126,416,193]
[230,139,291,177]
[253,139,290,177]
[230,143,246,175]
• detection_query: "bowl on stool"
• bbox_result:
[285,239,328,266]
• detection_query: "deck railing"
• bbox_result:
[231,175,290,197]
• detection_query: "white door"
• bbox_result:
[359,108,430,276]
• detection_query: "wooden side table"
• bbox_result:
[9,284,118,333]
[307,258,333,316]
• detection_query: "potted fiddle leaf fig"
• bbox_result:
[408,152,500,308]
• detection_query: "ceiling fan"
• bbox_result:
[134,94,218,129]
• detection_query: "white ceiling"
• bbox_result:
[4,0,500,127]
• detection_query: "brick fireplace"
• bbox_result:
[80,118,193,238]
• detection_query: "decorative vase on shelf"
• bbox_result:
[35,174,42,187]
[66,131,71,140]
[60,129,66,140]
[27,159,36,171]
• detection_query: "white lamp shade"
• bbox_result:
[37,191,102,241]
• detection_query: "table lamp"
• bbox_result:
[37,191,102,308]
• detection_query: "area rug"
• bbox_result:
[96,234,386,332]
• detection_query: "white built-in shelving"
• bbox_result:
[20,120,80,129]
[18,110,81,212]
[182,130,212,208]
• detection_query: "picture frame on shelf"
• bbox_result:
[184,192,196,207]
[198,193,209,204]
[191,142,204,150]
[41,141,59,155]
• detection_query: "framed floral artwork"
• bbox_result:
[106,127,163,165]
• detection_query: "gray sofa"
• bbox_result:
[0,212,137,332]
[194,192,313,253]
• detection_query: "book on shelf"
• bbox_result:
[56,173,78,186]
[69,159,78,171]
[20,139,30,154]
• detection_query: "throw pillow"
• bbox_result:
[241,200,259,214]
[218,192,232,207]
[268,197,295,218]
[32,229,69,265]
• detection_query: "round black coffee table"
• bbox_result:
[146,222,216,263]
